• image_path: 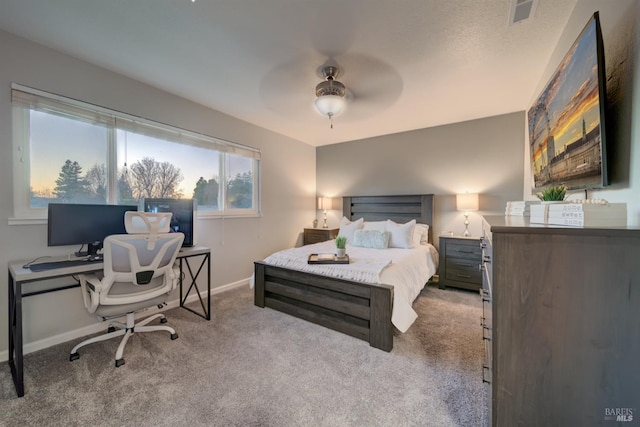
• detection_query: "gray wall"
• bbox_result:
[316,112,525,240]
[524,0,640,225]
[0,29,315,358]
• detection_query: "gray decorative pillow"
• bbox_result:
[351,230,390,249]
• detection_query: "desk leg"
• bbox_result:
[178,253,211,320]
[8,272,24,397]
[207,253,211,318]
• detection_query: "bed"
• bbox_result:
[253,194,436,351]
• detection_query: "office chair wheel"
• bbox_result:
[115,358,125,367]
[160,317,167,324]
[69,352,80,362]
[171,333,179,340]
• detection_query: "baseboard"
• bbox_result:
[0,277,250,363]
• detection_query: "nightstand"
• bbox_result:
[438,235,482,291]
[303,228,339,245]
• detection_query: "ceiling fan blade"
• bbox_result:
[258,54,320,113]
[339,53,403,120]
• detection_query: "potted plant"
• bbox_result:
[537,184,567,202]
[335,236,347,258]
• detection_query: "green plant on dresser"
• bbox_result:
[537,184,567,201]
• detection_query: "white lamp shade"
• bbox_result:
[456,193,479,211]
[315,95,346,117]
[318,197,333,210]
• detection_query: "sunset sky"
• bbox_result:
[29,112,249,197]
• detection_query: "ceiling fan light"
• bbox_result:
[315,94,346,117]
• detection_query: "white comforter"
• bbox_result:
[252,240,438,333]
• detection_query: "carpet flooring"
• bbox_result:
[0,284,486,426]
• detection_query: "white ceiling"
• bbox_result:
[0,0,577,146]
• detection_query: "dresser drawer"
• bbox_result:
[481,236,493,297]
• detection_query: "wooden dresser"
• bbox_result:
[481,216,640,426]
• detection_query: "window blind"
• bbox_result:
[11,83,261,160]
[12,88,115,127]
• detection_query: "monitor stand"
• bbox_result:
[75,241,102,259]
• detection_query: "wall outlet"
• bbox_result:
[431,274,439,283]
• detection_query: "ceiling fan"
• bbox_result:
[258,54,402,127]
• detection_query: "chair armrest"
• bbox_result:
[78,273,103,314]
[169,266,182,290]
[84,275,103,292]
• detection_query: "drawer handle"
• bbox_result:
[456,262,475,267]
[456,273,472,279]
[483,326,491,341]
[482,365,491,384]
[455,249,474,254]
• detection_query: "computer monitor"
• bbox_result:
[47,203,138,257]
[143,198,196,247]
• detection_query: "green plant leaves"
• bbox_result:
[537,185,567,201]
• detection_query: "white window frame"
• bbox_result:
[9,83,261,224]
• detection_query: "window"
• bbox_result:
[11,84,260,222]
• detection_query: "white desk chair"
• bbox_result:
[70,211,184,367]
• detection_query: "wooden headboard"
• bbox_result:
[342,194,434,243]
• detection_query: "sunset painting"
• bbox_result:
[528,13,606,190]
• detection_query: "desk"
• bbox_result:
[177,246,211,321]
[7,245,211,397]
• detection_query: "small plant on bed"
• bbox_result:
[335,236,347,258]
[537,184,567,201]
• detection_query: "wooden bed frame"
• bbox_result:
[254,194,434,352]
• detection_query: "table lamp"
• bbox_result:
[456,193,479,237]
[318,197,333,228]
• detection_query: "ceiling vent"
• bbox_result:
[509,0,538,25]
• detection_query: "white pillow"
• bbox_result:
[338,217,364,242]
[413,223,430,246]
[351,230,390,249]
[362,221,387,232]
[386,219,416,249]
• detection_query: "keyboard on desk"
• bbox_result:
[28,258,102,272]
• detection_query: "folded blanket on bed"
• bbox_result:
[263,247,392,284]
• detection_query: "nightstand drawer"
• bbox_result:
[446,257,479,270]
[445,262,482,284]
[303,228,339,245]
[445,241,482,259]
